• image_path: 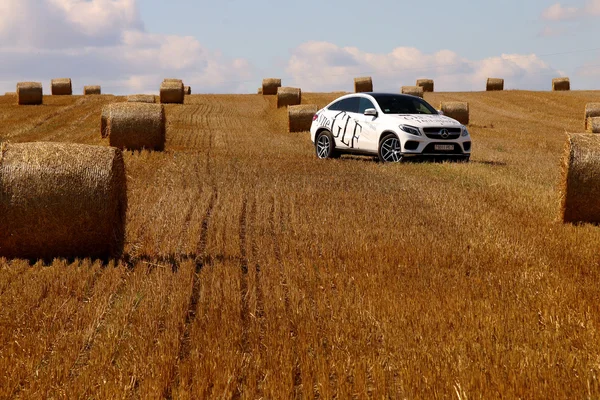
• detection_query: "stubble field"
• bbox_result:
[1,90,600,399]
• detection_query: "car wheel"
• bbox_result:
[378,134,403,163]
[315,130,337,159]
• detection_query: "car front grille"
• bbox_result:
[423,127,461,140]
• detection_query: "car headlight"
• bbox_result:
[461,125,470,137]
[399,125,421,136]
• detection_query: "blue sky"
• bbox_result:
[0,0,599,94]
[137,0,600,78]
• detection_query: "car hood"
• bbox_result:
[388,114,463,127]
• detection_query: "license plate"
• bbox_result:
[434,144,454,151]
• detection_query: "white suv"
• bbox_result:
[310,93,471,162]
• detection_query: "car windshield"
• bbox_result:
[371,94,437,115]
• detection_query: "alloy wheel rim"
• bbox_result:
[317,135,330,158]
[381,138,402,162]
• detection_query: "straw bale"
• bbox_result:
[277,87,301,108]
[106,103,166,151]
[416,79,434,92]
[354,77,373,93]
[288,104,318,133]
[0,142,127,260]
[560,133,600,224]
[51,78,72,95]
[16,82,43,105]
[127,94,156,103]
[160,81,184,104]
[587,117,600,134]
[486,78,504,91]
[262,78,281,95]
[401,86,424,98]
[585,103,600,131]
[184,86,191,95]
[257,88,263,94]
[441,102,469,125]
[84,85,101,95]
[101,106,110,138]
[553,77,570,91]
[4,92,16,96]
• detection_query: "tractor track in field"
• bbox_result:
[269,197,303,398]
[10,266,105,398]
[163,127,218,400]
[306,266,338,399]
[250,198,266,396]
[172,159,204,272]
[233,196,250,399]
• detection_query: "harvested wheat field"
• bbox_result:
[1,90,600,399]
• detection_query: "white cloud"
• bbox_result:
[542,3,580,20]
[0,0,253,94]
[285,42,560,92]
[541,0,600,21]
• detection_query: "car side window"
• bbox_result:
[328,100,343,111]
[358,98,375,114]
[338,97,360,113]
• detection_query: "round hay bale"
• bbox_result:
[560,133,600,224]
[16,82,43,105]
[0,142,127,260]
[4,92,16,96]
[584,103,600,131]
[100,106,110,138]
[84,85,101,95]
[288,104,318,133]
[416,79,434,92]
[441,102,469,125]
[486,78,504,91]
[184,86,191,95]
[553,77,570,91]
[277,87,301,108]
[257,88,263,94]
[262,78,281,95]
[587,117,600,133]
[160,81,184,104]
[354,77,373,93]
[51,78,72,95]
[401,86,424,98]
[127,94,156,103]
[107,103,166,151]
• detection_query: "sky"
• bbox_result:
[1,0,600,94]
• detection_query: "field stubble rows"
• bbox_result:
[0,91,600,398]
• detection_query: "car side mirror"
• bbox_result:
[364,108,378,117]
[437,110,444,115]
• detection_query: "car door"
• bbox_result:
[329,97,360,150]
[354,97,379,152]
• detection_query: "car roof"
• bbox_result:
[326,92,420,105]
[357,92,418,97]
[336,92,419,98]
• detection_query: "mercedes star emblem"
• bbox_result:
[439,129,449,138]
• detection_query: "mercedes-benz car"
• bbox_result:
[310,92,471,162]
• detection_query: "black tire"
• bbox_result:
[315,130,337,159]
[378,133,403,163]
